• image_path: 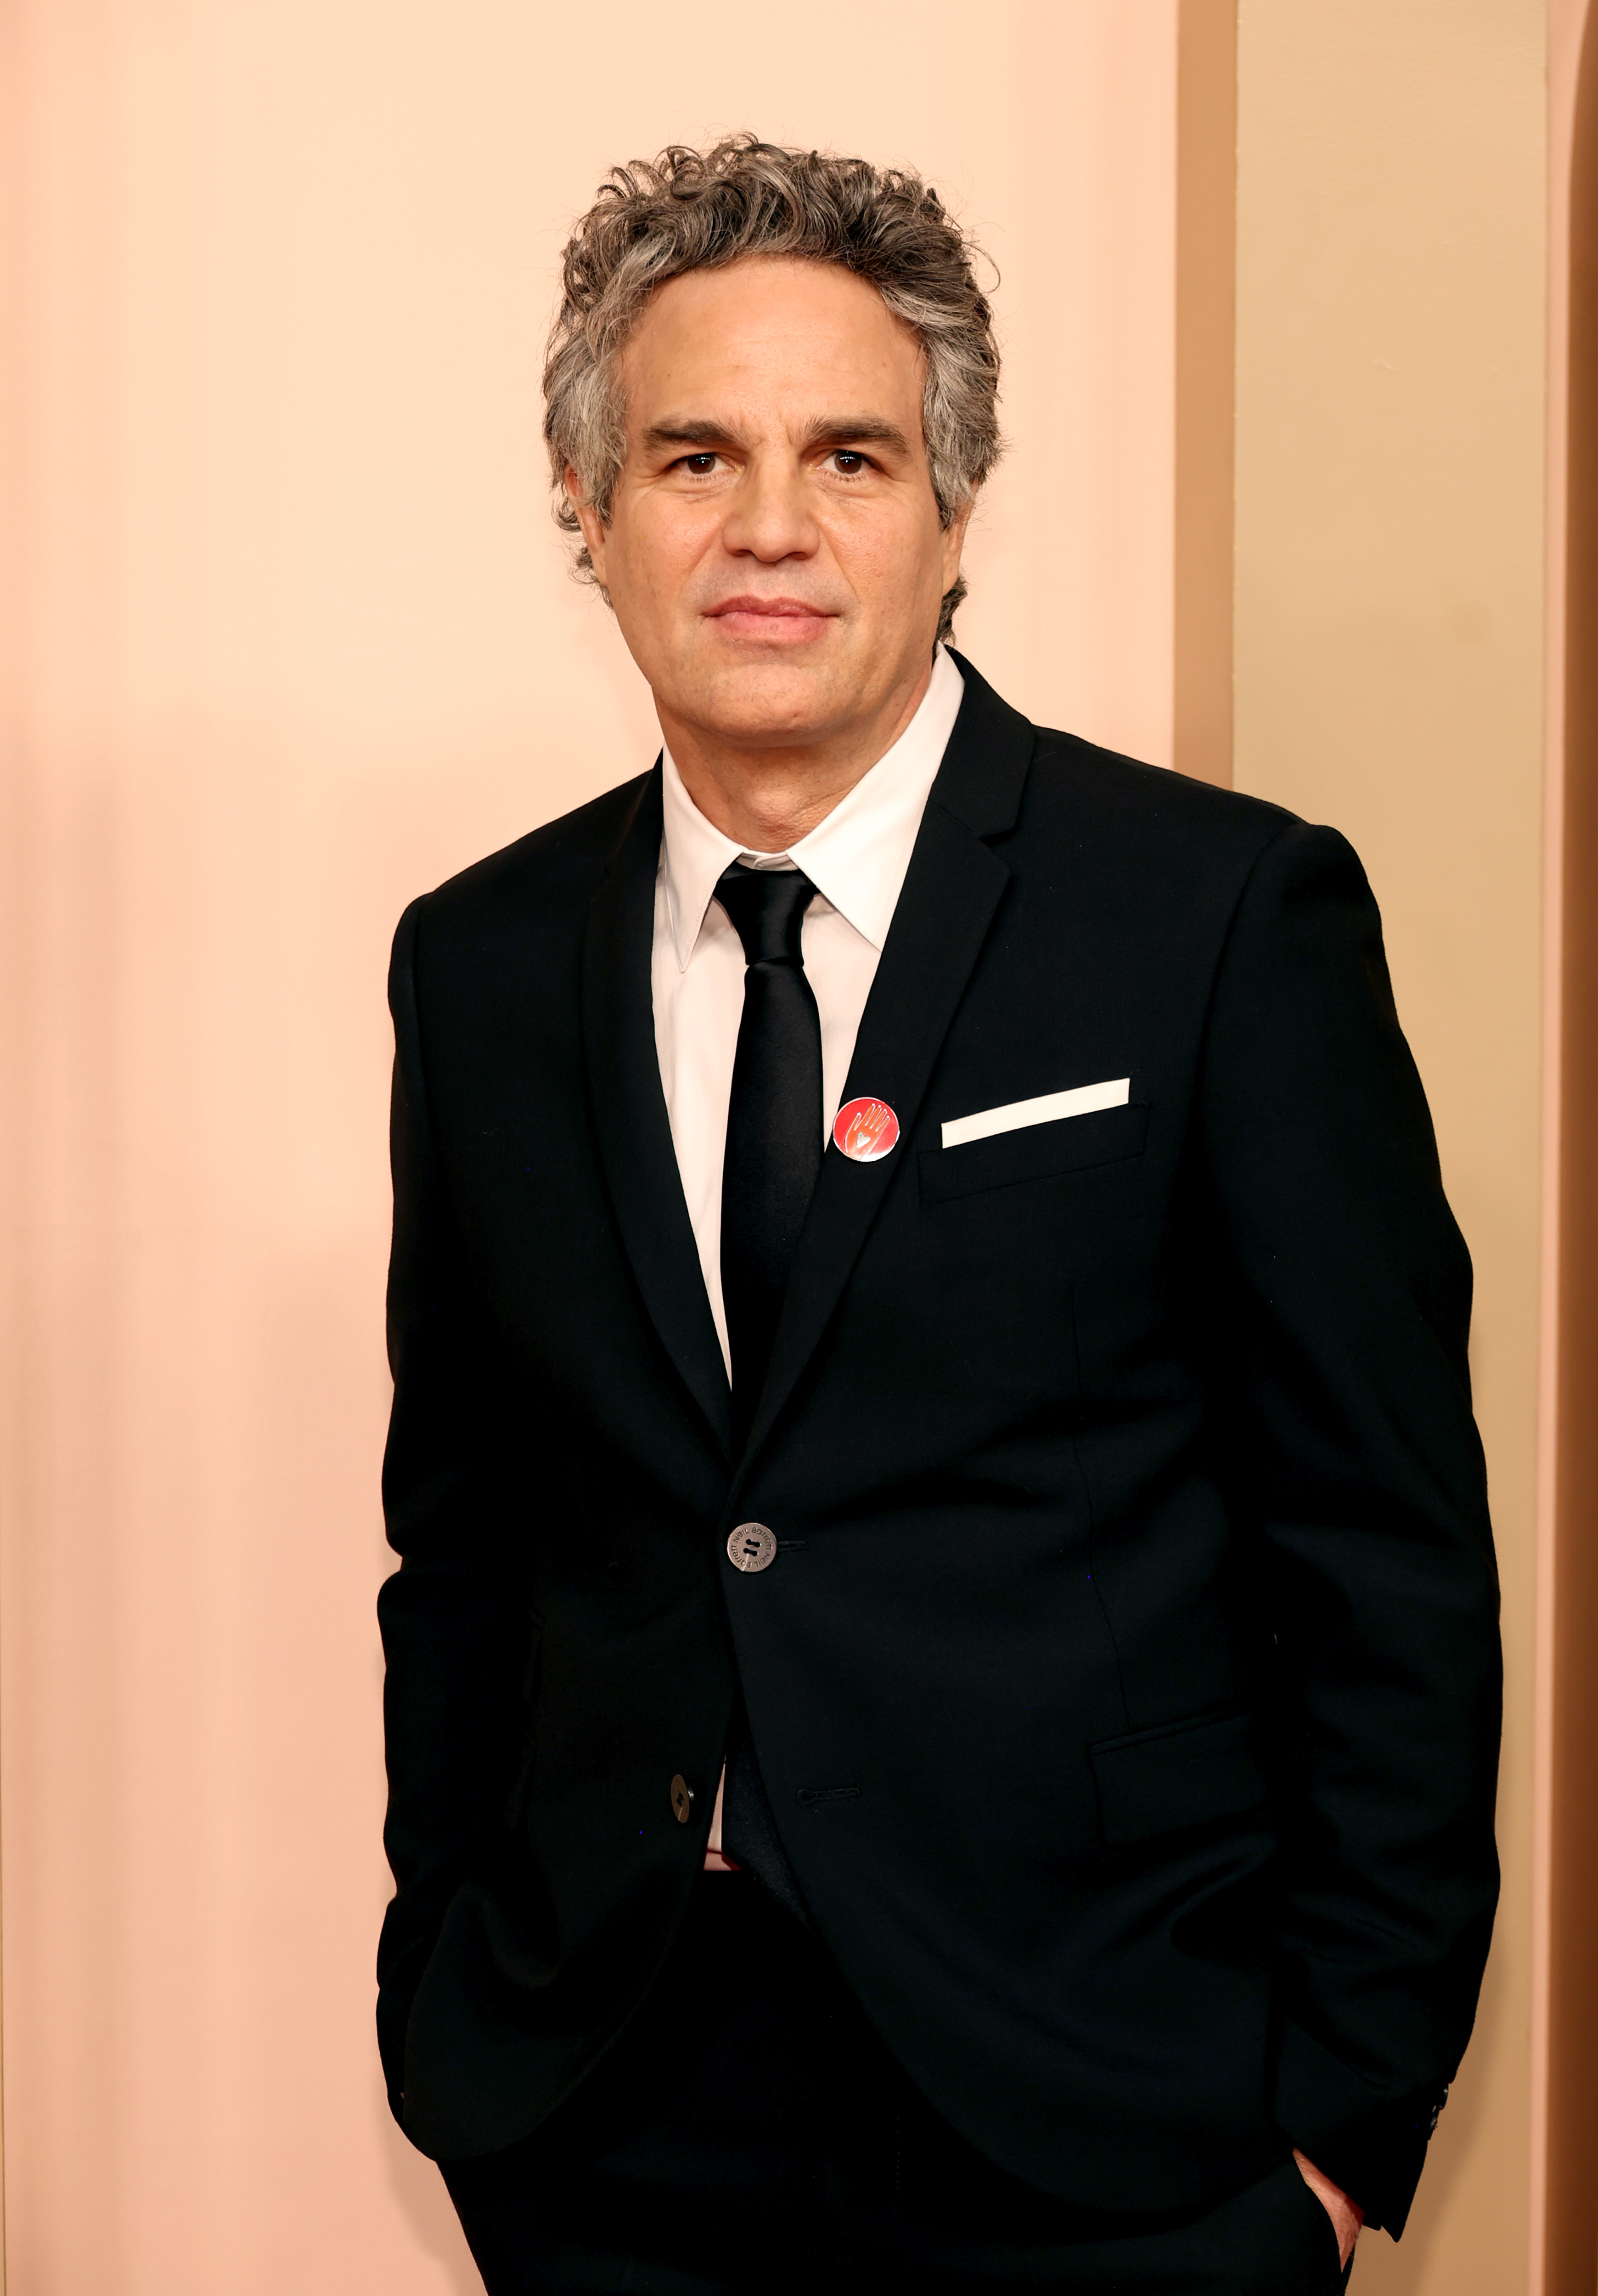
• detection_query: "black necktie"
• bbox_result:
[715,861,822,1922]
[716,862,824,1449]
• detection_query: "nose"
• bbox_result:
[720,452,820,565]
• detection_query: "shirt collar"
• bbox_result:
[660,644,966,970]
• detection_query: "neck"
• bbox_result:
[661,657,935,852]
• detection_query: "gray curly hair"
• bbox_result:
[543,136,1003,645]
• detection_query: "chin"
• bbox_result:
[690,656,849,748]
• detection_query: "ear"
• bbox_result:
[940,498,974,596]
[565,469,609,585]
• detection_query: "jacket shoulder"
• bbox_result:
[388,773,653,999]
[1024,728,1300,860]
[996,729,1347,959]
[409,773,649,925]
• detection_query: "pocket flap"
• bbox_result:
[919,1100,1149,1205]
[1089,1710,1266,1846]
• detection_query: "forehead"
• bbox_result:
[620,257,925,421]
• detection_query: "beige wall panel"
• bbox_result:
[1540,1,1598,2288]
[0,4,1180,2289]
[1174,0,1237,787]
[1236,5,1547,2290]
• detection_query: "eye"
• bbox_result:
[677,452,722,476]
[827,449,869,476]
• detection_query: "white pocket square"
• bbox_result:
[940,1077,1130,1151]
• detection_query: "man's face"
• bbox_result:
[571,257,968,755]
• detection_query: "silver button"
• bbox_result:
[727,1522,778,1573]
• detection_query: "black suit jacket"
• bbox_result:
[377,655,1499,2235]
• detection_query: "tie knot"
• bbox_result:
[715,863,817,968]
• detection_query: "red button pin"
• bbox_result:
[833,1097,900,1163]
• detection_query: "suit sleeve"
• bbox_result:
[1196,820,1501,2234]
[376,899,529,2123]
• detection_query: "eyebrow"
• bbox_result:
[641,419,743,455]
[640,415,915,459]
[801,416,913,456]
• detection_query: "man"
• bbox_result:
[378,138,1500,2294]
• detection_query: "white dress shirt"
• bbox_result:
[652,644,965,1381]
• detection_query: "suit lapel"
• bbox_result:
[581,767,734,1461]
[731,657,1036,1485]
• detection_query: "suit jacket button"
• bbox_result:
[670,1774,692,1824]
[727,1522,778,1573]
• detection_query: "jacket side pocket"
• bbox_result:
[1089,1709,1267,1846]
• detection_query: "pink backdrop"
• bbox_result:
[0,4,1178,2288]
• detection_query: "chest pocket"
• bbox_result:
[919,1100,1149,1206]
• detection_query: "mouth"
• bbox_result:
[703,596,838,646]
